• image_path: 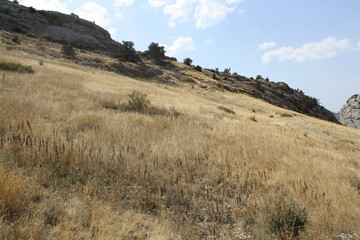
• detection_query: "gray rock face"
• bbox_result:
[340,94,360,129]
[0,0,121,55]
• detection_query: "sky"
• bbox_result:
[18,0,360,112]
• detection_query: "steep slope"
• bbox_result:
[0,1,339,124]
[0,46,360,239]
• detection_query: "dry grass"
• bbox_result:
[0,47,360,240]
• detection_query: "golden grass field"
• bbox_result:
[0,41,360,239]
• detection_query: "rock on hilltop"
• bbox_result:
[340,94,360,129]
[0,0,121,55]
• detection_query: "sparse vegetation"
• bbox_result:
[267,198,308,240]
[115,41,140,63]
[61,43,76,57]
[223,68,231,74]
[193,65,202,72]
[11,35,20,44]
[183,58,193,66]
[12,25,26,34]
[144,42,166,63]
[0,7,10,14]
[280,113,293,118]
[0,61,34,73]
[181,77,195,83]
[217,105,235,114]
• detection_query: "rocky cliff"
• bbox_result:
[0,0,121,55]
[340,94,360,129]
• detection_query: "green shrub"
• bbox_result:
[144,42,166,64]
[61,43,76,57]
[183,58,193,66]
[0,61,34,73]
[117,91,180,118]
[11,35,20,44]
[267,199,308,240]
[121,90,150,113]
[115,41,140,63]
[193,65,202,72]
[217,106,235,114]
[12,25,26,34]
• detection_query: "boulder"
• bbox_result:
[340,94,360,129]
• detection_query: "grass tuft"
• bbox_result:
[0,61,34,73]
[217,105,235,114]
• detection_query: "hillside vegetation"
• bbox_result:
[1,39,360,239]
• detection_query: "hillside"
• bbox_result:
[1,32,360,240]
[0,0,338,123]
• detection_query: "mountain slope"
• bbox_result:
[1,44,360,239]
[0,1,338,123]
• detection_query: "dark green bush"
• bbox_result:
[116,91,180,118]
[12,25,26,34]
[11,35,20,44]
[61,43,76,57]
[217,106,235,114]
[193,65,202,72]
[115,41,140,63]
[267,199,308,240]
[121,90,150,113]
[183,58,193,66]
[144,42,166,64]
[223,68,231,74]
[0,61,34,73]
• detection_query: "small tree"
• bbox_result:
[223,68,231,74]
[115,41,140,63]
[61,43,76,57]
[193,65,202,72]
[183,58,193,66]
[145,42,166,63]
[256,75,263,80]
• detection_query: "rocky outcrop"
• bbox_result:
[209,73,339,123]
[0,0,121,55]
[340,94,360,129]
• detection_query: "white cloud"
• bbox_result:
[164,0,196,21]
[150,0,242,28]
[164,36,195,56]
[114,0,134,7]
[19,0,71,13]
[262,37,352,64]
[258,41,277,50]
[195,0,235,28]
[226,0,242,4]
[148,0,169,8]
[75,2,111,28]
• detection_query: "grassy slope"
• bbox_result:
[0,47,359,240]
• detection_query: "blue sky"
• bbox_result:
[19,0,360,112]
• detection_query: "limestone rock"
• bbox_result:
[340,94,360,129]
[0,0,121,55]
